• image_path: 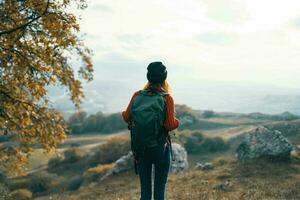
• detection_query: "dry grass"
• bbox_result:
[34,156,300,200]
[25,133,120,173]
[83,164,115,182]
[9,188,33,200]
[85,164,115,175]
[88,134,130,167]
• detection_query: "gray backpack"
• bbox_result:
[129,89,168,153]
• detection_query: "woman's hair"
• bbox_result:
[143,80,172,93]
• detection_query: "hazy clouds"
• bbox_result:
[51,0,300,115]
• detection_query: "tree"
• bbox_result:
[202,110,215,118]
[68,110,87,126]
[68,110,87,134]
[0,0,93,174]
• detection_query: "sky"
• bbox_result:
[50,0,300,115]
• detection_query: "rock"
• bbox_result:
[236,126,293,161]
[68,175,83,191]
[213,180,233,191]
[290,145,300,159]
[295,145,300,151]
[195,162,214,170]
[170,143,189,173]
[101,143,189,180]
[100,151,134,181]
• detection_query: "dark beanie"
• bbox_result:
[146,61,167,84]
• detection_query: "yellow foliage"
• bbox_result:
[85,163,115,176]
[0,0,93,174]
[83,163,115,182]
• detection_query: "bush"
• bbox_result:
[200,137,229,153]
[68,111,127,134]
[47,148,85,175]
[9,189,32,200]
[180,131,229,154]
[0,183,9,200]
[0,171,7,182]
[48,156,63,170]
[183,132,204,153]
[67,175,83,191]
[83,164,114,183]
[88,135,130,167]
[28,171,53,193]
[202,110,216,118]
[63,148,83,163]
[7,178,29,191]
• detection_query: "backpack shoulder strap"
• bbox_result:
[139,89,149,96]
[160,92,169,97]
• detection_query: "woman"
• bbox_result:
[122,61,180,200]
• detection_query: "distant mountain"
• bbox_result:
[47,81,300,118]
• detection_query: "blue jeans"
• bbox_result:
[137,144,171,200]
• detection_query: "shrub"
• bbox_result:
[202,110,216,118]
[83,163,114,183]
[7,178,29,191]
[0,183,9,200]
[9,189,32,200]
[63,148,83,163]
[184,132,204,154]
[0,171,6,182]
[28,171,53,193]
[174,130,198,144]
[47,148,85,175]
[180,131,229,154]
[47,156,63,170]
[68,111,127,134]
[88,134,130,167]
[200,137,229,153]
[67,175,83,191]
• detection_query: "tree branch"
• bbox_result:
[0,0,50,37]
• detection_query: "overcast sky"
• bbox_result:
[53,0,300,114]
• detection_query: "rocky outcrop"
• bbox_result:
[100,151,134,180]
[195,162,214,170]
[169,143,189,173]
[213,180,233,191]
[290,145,300,159]
[236,126,293,161]
[101,143,188,180]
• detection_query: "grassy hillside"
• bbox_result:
[34,157,300,200]
[3,108,300,199]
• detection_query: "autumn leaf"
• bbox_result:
[0,0,93,175]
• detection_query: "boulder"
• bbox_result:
[170,143,189,173]
[100,151,134,181]
[236,126,293,161]
[290,145,300,159]
[101,143,188,180]
[213,180,233,191]
[195,162,214,170]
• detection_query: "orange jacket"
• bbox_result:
[121,91,180,132]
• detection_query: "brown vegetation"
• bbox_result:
[35,157,300,200]
[8,189,32,200]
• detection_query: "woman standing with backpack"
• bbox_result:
[122,61,180,200]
